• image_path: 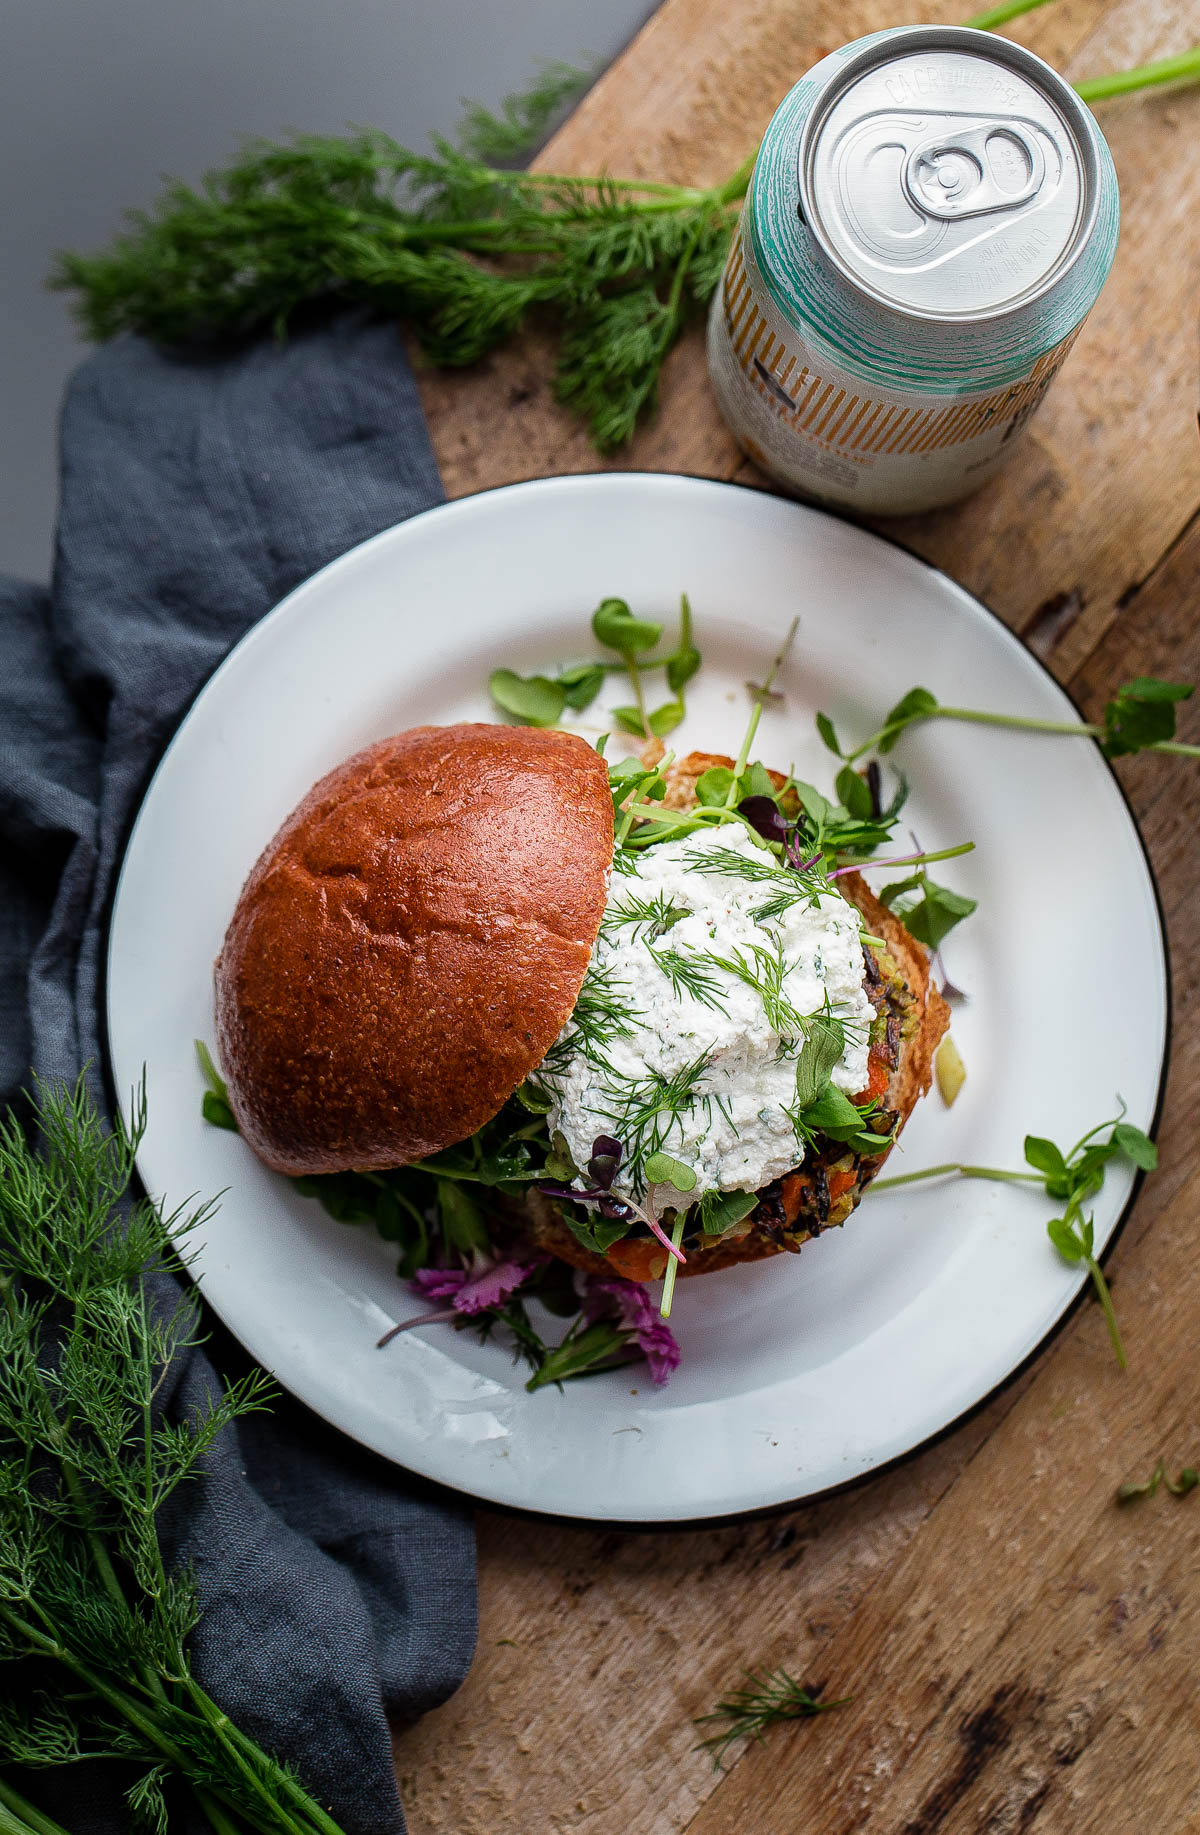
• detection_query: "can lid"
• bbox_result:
[798,27,1100,322]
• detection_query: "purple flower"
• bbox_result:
[412,1254,541,1316]
[583,1276,682,1386]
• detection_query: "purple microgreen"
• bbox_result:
[738,794,789,843]
[376,1307,459,1346]
[587,1135,622,1188]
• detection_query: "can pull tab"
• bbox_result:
[903,123,1045,222]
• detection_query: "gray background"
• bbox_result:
[0,0,653,581]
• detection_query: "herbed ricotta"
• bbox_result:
[540,823,873,1205]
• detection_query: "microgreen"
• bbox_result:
[557,661,607,709]
[643,1152,697,1191]
[793,1016,845,1109]
[597,594,701,740]
[1116,1460,1199,1504]
[698,1189,757,1235]
[825,677,1199,766]
[488,667,566,727]
[871,1111,1157,1368]
[695,765,735,805]
[877,865,978,951]
[195,1038,237,1131]
[694,1670,852,1769]
[789,1083,892,1157]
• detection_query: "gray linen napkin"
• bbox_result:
[0,311,477,1833]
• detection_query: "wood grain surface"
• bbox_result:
[394,2,1200,1829]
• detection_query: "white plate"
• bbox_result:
[108,474,1167,1524]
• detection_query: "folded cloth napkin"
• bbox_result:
[0,312,477,1833]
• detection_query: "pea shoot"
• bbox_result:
[871,1111,1158,1368]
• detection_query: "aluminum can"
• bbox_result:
[707,25,1120,515]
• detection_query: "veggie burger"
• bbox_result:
[215,723,949,1296]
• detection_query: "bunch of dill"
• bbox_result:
[49,19,1200,455]
[0,1079,350,1835]
[52,68,751,453]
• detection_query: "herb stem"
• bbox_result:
[0,1782,70,1835]
[624,646,651,739]
[870,1162,1044,1191]
[186,1683,348,1835]
[1076,45,1200,102]
[659,1208,688,1318]
[829,841,975,879]
[1086,1257,1127,1368]
[966,0,1057,29]
[725,700,764,806]
[935,706,1103,737]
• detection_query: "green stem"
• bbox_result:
[936,706,1103,737]
[659,1210,688,1319]
[1152,739,1200,756]
[1077,46,1200,103]
[725,701,764,806]
[0,1781,70,1835]
[870,1161,1044,1191]
[1086,1257,1127,1368]
[184,1685,346,1835]
[966,0,1057,28]
[623,647,651,740]
[0,1603,322,1835]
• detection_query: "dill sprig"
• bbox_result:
[50,39,1200,453]
[694,1668,852,1769]
[52,112,752,455]
[712,936,812,1040]
[543,959,639,1074]
[597,1051,717,1192]
[601,890,690,940]
[647,943,729,1012]
[0,1078,353,1835]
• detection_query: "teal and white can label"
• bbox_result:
[707,25,1120,515]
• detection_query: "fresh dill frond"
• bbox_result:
[694,1668,852,1768]
[647,943,729,1012]
[713,936,810,1040]
[52,104,754,453]
[543,959,639,1074]
[750,882,821,923]
[597,1051,714,1191]
[683,844,825,904]
[0,1076,356,1834]
[455,62,594,166]
[602,890,690,940]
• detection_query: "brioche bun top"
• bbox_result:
[214,723,613,1175]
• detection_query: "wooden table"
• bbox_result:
[394,3,1200,1828]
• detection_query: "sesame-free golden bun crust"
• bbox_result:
[214,723,613,1176]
